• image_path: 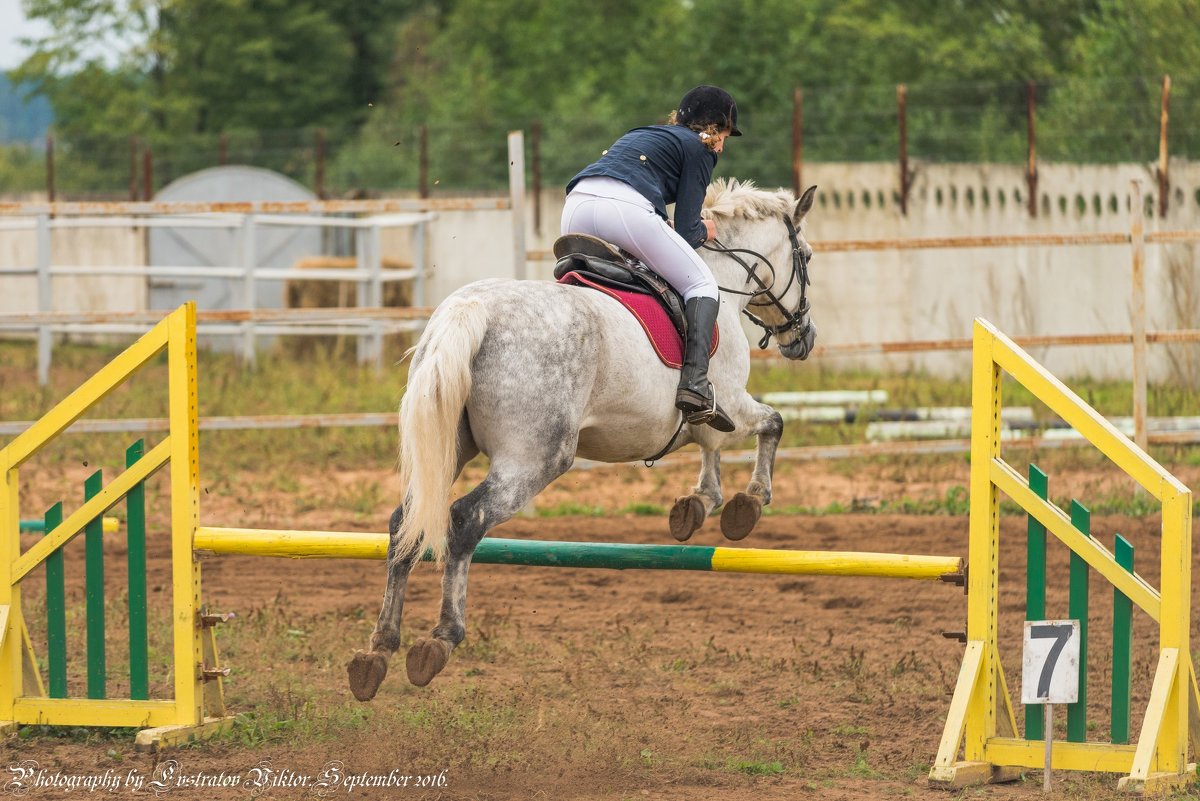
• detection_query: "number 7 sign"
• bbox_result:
[1021,620,1081,705]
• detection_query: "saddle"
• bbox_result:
[552,234,690,342]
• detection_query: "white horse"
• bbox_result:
[348,178,819,698]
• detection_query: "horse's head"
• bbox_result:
[702,180,818,360]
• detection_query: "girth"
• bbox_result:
[552,234,689,341]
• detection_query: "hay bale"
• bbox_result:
[283,256,415,357]
[285,256,413,309]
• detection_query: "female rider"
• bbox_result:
[561,85,741,432]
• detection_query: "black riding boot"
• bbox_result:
[675,297,736,432]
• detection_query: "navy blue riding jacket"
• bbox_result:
[567,124,717,249]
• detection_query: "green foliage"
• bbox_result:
[6,0,1198,196]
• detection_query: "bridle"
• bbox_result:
[703,214,812,349]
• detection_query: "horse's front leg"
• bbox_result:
[721,403,783,540]
[669,447,722,542]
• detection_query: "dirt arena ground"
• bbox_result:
[4,457,1194,800]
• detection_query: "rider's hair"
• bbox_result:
[667,110,725,152]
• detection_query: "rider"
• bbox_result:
[562,85,741,432]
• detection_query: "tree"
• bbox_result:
[1039,0,1200,161]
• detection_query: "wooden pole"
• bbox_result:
[1129,179,1148,451]
[792,86,804,197]
[507,130,527,281]
[897,84,909,216]
[1027,81,1038,219]
[45,134,55,205]
[315,128,326,199]
[418,124,429,199]
[531,120,542,236]
[1158,75,1171,218]
[194,526,964,580]
[1044,703,1054,792]
[129,136,139,201]
[142,148,154,201]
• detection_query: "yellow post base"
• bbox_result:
[134,715,236,752]
[1117,765,1198,795]
[928,762,1022,790]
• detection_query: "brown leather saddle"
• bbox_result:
[552,234,690,341]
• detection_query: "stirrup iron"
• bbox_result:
[680,387,735,432]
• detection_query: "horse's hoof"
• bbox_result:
[347,650,389,701]
[721,493,762,541]
[669,495,707,542]
[406,638,453,687]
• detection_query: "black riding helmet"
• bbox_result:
[676,85,742,136]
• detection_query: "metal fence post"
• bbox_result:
[897,84,909,216]
[36,214,52,387]
[508,130,527,280]
[239,215,257,366]
[792,87,804,197]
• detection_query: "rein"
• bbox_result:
[702,214,811,349]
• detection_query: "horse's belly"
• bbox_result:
[575,410,681,463]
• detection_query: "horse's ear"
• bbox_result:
[793,185,818,223]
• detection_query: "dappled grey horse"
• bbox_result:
[348,179,819,697]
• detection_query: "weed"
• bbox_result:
[727,759,785,776]
[536,501,606,517]
[226,711,296,747]
[849,750,881,778]
[621,502,666,516]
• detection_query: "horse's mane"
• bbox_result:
[703,178,794,220]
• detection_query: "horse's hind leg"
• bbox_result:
[347,506,414,701]
[407,449,574,687]
[348,416,478,701]
[721,404,783,541]
[669,447,722,542]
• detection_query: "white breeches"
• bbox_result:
[560,176,718,301]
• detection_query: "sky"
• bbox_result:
[0,0,50,70]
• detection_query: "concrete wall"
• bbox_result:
[505,161,1199,381]
[0,217,147,319]
[4,161,1199,381]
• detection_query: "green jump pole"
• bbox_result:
[84,470,106,700]
[43,502,68,698]
[1067,500,1090,743]
[1025,464,1048,741]
[126,440,149,700]
[1111,534,1134,744]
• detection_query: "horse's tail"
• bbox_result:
[394,296,489,567]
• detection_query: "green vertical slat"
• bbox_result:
[43,502,68,698]
[126,440,149,700]
[1111,534,1134,744]
[1067,500,1090,742]
[1025,464,1048,741]
[84,470,106,700]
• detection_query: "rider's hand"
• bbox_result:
[703,219,717,241]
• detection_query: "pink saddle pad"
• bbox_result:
[557,271,717,369]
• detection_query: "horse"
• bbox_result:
[347,178,819,699]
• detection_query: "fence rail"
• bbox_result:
[2,173,1197,448]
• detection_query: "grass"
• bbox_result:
[4,335,1198,793]
[5,338,1200,475]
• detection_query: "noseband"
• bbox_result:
[703,215,812,349]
